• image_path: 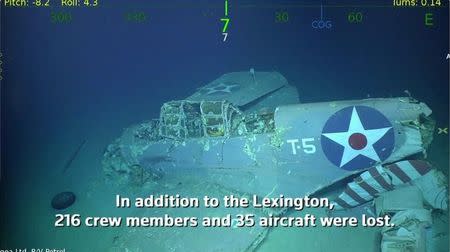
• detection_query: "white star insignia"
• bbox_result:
[203,82,239,95]
[322,107,392,168]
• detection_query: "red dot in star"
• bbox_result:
[348,133,367,150]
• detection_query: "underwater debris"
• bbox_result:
[134,120,161,142]
[269,127,287,148]
[103,140,135,185]
[129,164,145,187]
[243,134,258,163]
[140,155,174,181]
[398,115,436,153]
[98,71,444,251]
[62,140,87,174]
[103,72,434,202]
[51,191,76,210]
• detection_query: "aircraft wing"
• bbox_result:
[187,70,299,112]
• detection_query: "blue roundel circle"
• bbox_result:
[321,106,395,171]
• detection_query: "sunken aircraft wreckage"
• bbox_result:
[103,70,447,251]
